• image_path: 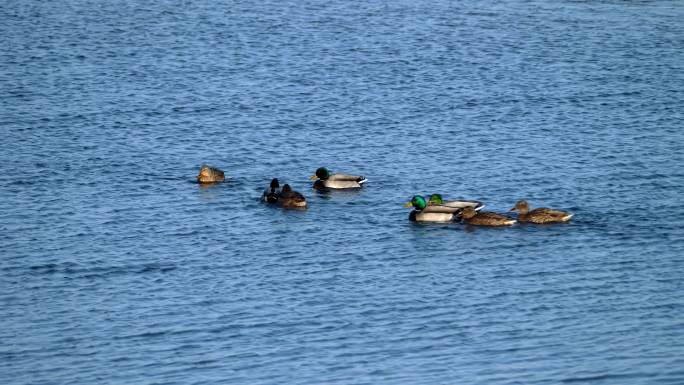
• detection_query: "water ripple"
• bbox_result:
[2,0,684,384]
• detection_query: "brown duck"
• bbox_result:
[510,200,573,223]
[276,184,308,209]
[460,207,516,227]
[197,165,225,183]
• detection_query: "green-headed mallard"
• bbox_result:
[510,200,572,223]
[403,195,479,222]
[310,167,366,189]
[197,165,225,183]
[461,207,516,227]
[428,194,485,210]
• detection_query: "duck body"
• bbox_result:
[518,209,573,223]
[427,194,485,211]
[511,200,572,223]
[311,167,366,189]
[461,207,516,227]
[463,212,517,226]
[432,200,484,211]
[197,165,225,183]
[409,207,460,223]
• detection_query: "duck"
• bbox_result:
[277,184,308,209]
[197,165,225,183]
[460,207,516,227]
[510,200,573,223]
[262,178,281,203]
[404,195,466,222]
[428,194,485,210]
[310,167,366,189]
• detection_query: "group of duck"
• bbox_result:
[197,165,573,226]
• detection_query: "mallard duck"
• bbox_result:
[197,165,225,183]
[277,184,307,209]
[461,207,516,227]
[428,194,485,210]
[262,178,281,203]
[510,200,573,223]
[404,195,464,222]
[310,167,366,189]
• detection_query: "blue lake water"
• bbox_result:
[2,0,684,383]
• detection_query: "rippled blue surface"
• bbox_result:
[2,0,684,384]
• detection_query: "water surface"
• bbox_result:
[2,0,684,384]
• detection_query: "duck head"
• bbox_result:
[428,194,444,205]
[403,195,427,210]
[270,178,280,191]
[310,167,331,181]
[510,200,530,214]
[198,165,212,178]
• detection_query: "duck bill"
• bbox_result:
[309,175,318,180]
[403,202,413,208]
[509,207,517,212]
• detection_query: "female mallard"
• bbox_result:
[310,167,366,189]
[510,200,573,223]
[428,194,485,210]
[404,195,470,222]
[461,207,516,227]
[197,165,225,183]
[277,184,307,209]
